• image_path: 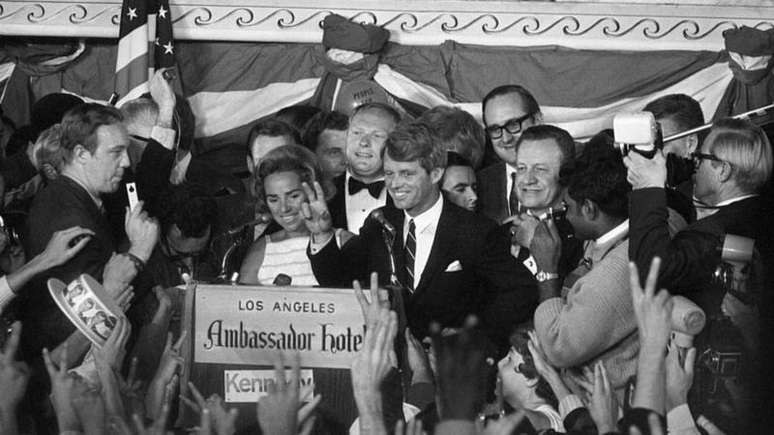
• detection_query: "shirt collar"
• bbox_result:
[62,174,103,209]
[715,193,758,207]
[595,219,629,247]
[404,193,444,234]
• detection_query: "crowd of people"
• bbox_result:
[0,66,771,435]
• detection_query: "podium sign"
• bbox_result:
[193,285,366,369]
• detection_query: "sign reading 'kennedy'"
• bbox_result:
[194,285,366,369]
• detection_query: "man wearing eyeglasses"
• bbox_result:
[477,85,542,224]
[625,118,773,434]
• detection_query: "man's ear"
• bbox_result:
[246,155,254,174]
[430,167,445,185]
[686,134,699,155]
[718,160,734,183]
[72,144,92,163]
[581,198,598,221]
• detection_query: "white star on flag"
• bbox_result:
[155,37,160,46]
[158,5,167,19]
[127,7,137,20]
[163,42,174,54]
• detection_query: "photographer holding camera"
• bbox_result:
[624,117,773,433]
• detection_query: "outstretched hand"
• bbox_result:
[301,181,333,236]
[38,226,94,268]
[353,272,391,329]
[629,257,673,350]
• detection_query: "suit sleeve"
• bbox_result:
[476,223,538,342]
[135,130,175,213]
[629,187,721,294]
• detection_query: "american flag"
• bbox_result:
[114,0,175,107]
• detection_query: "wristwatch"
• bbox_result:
[535,270,560,282]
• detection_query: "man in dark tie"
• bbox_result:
[477,85,542,224]
[304,122,537,344]
[327,102,400,234]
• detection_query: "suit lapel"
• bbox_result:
[329,174,347,229]
[414,201,457,295]
[495,163,508,220]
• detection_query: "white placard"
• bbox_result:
[223,369,314,403]
[194,285,366,369]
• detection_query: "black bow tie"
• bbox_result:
[348,178,384,199]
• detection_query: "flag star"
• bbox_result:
[158,5,167,19]
[155,37,160,46]
[127,7,138,20]
[163,42,174,54]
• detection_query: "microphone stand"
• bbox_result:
[378,222,412,398]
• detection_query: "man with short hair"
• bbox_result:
[246,119,301,175]
[302,110,348,180]
[22,103,159,357]
[304,122,536,343]
[327,102,400,234]
[418,106,486,170]
[507,125,583,279]
[530,148,638,395]
[477,85,543,223]
[625,118,773,433]
[441,151,478,212]
[643,93,705,222]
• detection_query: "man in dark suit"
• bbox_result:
[304,122,537,345]
[626,118,773,434]
[327,102,400,234]
[477,85,542,224]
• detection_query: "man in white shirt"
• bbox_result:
[327,102,400,234]
[305,122,537,343]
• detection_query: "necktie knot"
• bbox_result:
[349,178,384,198]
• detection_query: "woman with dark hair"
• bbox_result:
[239,145,347,285]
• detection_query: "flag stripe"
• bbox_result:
[115,54,150,107]
[116,24,150,72]
[188,78,320,138]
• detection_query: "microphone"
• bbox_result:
[273,274,292,286]
[370,209,395,236]
[226,213,272,235]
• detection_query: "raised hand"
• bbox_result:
[587,361,618,434]
[125,201,160,262]
[102,252,139,301]
[629,257,673,350]
[93,316,131,370]
[431,316,488,421]
[527,330,570,400]
[72,377,107,435]
[300,181,333,236]
[0,322,29,431]
[149,68,176,124]
[623,150,667,190]
[181,382,239,435]
[257,353,321,435]
[665,343,696,411]
[405,328,433,385]
[146,331,186,420]
[353,272,391,329]
[43,344,79,432]
[38,226,94,268]
[529,218,561,274]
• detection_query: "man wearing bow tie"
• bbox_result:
[328,102,400,234]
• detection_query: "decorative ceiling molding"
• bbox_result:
[1,0,773,50]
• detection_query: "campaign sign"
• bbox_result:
[223,369,314,403]
[194,285,366,368]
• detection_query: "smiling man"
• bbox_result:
[305,122,537,344]
[478,85,543,223]
[326,102,400,234]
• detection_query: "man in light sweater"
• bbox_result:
[529,147,638,396]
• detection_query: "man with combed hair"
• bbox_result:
[327,102,400,234]
[417,105,486,170]
[304,121,536,345]
[478,85,543,224]
[625,118,773,433]
[22,103,159,359]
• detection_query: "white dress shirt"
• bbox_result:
[505,163,518,214]
[402,194,444,290]
[345,172,387,234]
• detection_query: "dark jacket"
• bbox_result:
[309,197,538,344]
